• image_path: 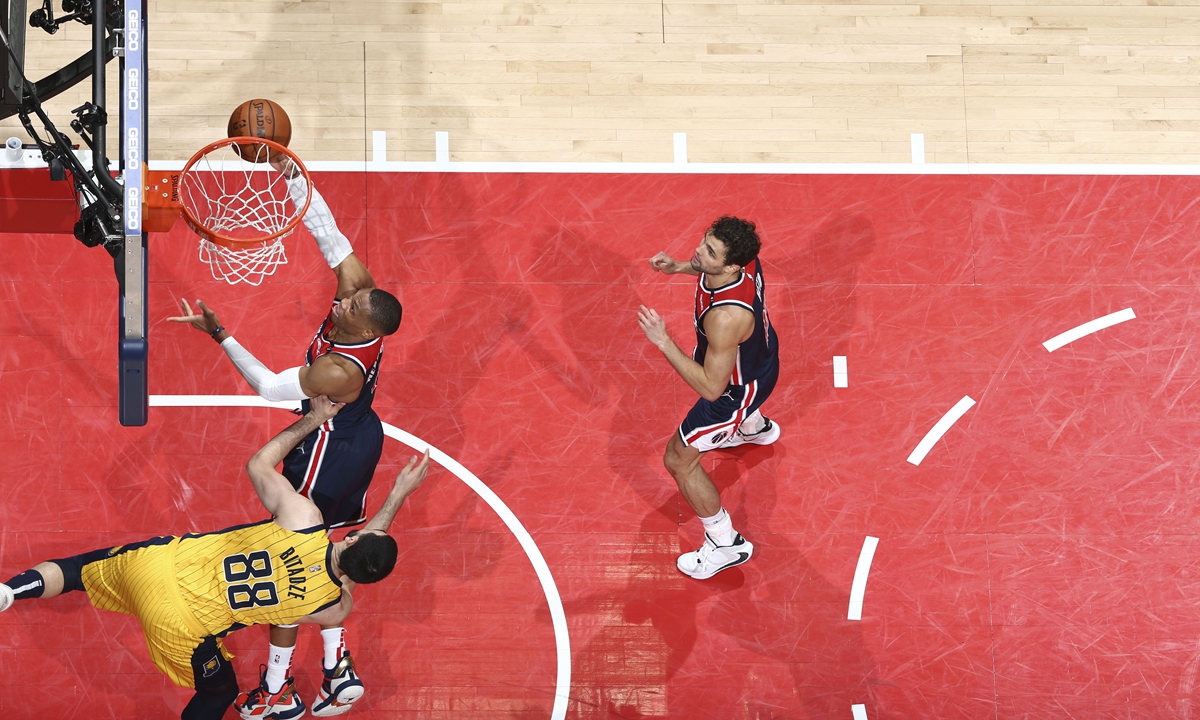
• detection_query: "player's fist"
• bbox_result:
[308,395,345,423]
[648,252,676,273]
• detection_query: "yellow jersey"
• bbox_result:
[172,519,343,635]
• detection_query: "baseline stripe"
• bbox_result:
[148,159,1200,177]
[1042,308,1137,352]
[906,396,976,466]
[148,395,572,720]
[847,536,879,621]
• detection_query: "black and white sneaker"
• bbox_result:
[720,417,780,449]
[676,533,754,580]
[311,651,365,716]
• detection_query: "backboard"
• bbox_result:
[119,0,148,426]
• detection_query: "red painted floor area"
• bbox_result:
[3,172,1200,719]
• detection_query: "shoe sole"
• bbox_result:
[238,703,306,720]
[238,705,305,720]
[311,685,364,717]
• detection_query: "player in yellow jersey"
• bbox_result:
[0,397,432,720]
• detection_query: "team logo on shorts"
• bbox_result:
[201,655,222,678]
[711,431,729,445]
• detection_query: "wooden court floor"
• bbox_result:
[2,1,1200,165]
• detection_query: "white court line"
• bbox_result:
[910,133,925,165]
[147,159,1200,176]
[906,395,976,466]
[1042,307,1137,352]
[149,395,572,720]
[847,536,879,621]
[833,356,848,388]
[852,704,869,720]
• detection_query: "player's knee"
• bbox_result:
[180,680,237,720]
[49,546,114,594]
[662,443,692,478]
[49,558,84,594]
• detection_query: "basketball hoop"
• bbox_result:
[178,137,313,285]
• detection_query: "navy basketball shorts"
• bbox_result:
[283,413,384,529]
[678,364,779,452]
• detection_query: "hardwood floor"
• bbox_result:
[2,1,1198,164]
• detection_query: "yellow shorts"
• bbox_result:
[80,539,233,689]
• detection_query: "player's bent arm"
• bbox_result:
[246,399,343,520]
[298,354,364,402]
[285,177,375,297]
[220,337,311,402]
[659,308,749,401]
[331,253,375,300]
[648,252,700,276]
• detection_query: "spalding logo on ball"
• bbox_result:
[227,99,292,161]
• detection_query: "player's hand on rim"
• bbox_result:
[307,395,345,423]
[166,298,222,334]
[269,154,301,179]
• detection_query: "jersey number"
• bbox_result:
[223,551,280,610]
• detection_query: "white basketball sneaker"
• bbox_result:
[677,533,754,580]
[720,416,780,449]
[0,583,13,613]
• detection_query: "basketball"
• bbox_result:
[227,99,292,160]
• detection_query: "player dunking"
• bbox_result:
[168,171,401,717]
[0,397,432,720]
[638,216,781,580]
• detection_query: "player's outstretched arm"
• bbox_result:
[167,298,312,402]
[283,176,375,298]
[361,450,432,534]
[246,396,343,526]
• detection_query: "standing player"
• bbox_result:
[0,397,432,720]
[638,216,781,580]
[168,173,402,717]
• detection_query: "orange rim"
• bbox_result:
[179,137,313,249]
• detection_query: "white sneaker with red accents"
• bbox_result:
[676,533,754,580]
[311,651,365,717]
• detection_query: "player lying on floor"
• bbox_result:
[0,396,432,720]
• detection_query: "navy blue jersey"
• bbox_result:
[299,300,383,434]
[693,257,779,386]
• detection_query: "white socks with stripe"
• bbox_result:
[265,643,295,693]
[322,627,347,671]
[700,507,736,547]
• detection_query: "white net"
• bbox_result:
[197,238,288,286]
[179,140,308,285]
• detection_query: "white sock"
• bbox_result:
[700,507,736,546]
[738,410,765,435]
[265,643,294,694]
[322,627,346,670]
